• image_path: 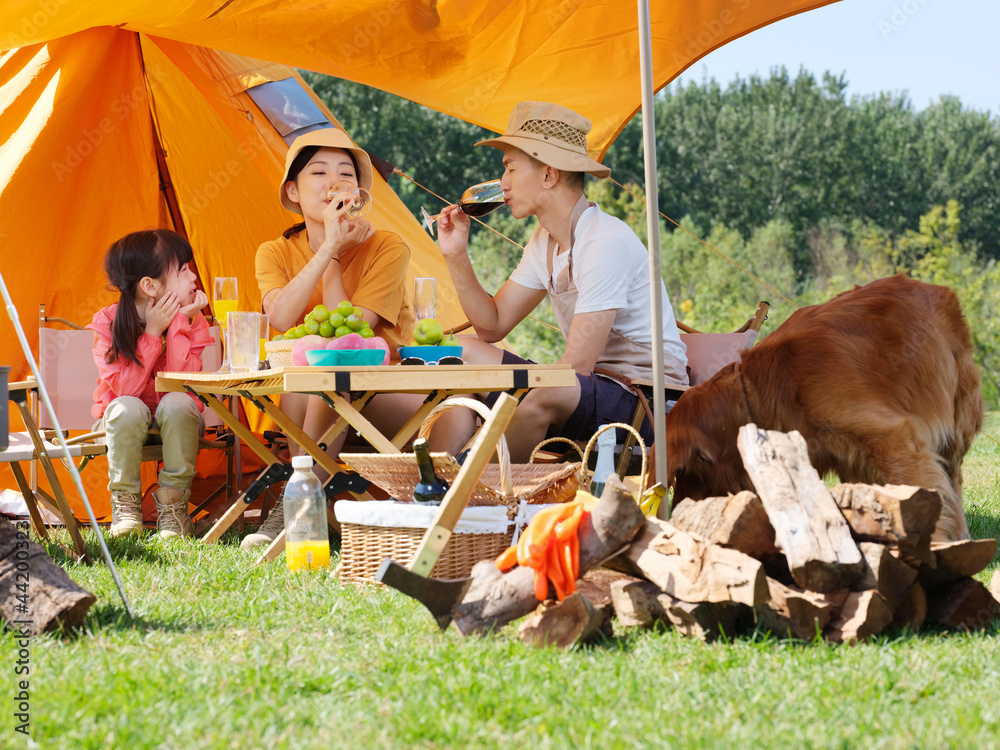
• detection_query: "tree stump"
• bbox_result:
[1,519,95,635]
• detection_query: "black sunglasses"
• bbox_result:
[399,356,465,366]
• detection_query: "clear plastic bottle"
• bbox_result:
[589,425,617,499]
[283,455,330,571]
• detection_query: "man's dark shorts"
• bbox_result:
[484,350,653,443]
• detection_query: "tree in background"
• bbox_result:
[303,71,1000,404]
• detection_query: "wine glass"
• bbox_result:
[421,179,506,235]
[213,277,238,372]
[328,180,373,218]
[413,277,437,321]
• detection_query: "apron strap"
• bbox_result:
[546,197,593,295]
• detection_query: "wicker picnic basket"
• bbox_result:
[335,398,582,583]
[340,398,582,510]
[335,501,513,582]
[264,339,295,368]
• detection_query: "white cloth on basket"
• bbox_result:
[334,500,511,535]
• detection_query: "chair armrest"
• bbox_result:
[735,301,770,333]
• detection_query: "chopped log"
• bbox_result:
[918,539,998,587]
[889,582,927,632]
[824,590,893,644]
[606,517,769,607]
[755,577,848,640]
[451,475,646,636]
[0,519,95,635]
[670,491,778,559]
[737,425,864,593]
[831,484,940,567]
[925,578,1000,631]
[854,542,918,612]
[517,592,612,648]
[661,598,746,642]
[577,568,642,610]
[991,571,1000,605]
[610,579,671,629]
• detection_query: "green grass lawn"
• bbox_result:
[4,417,1000,749]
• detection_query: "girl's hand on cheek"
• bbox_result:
[180,289,208,320]
[146,292,180,337]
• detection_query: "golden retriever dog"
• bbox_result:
[664,275,983,541]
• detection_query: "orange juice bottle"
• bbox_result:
[283,456,330,572]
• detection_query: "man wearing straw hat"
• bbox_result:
[437,101,688,461]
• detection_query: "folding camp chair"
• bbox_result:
[26,305,235,532]
[602,300,771,479]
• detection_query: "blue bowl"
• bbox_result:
[398,345,464,364]
[304,349,385,367]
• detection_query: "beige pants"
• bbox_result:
[99,393,205,495]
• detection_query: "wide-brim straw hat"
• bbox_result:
[279,128,374,214]
[475,101,611,178]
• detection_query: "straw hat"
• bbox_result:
[475,101,611,178]
[279,128,374,213]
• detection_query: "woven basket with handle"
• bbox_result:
[340,397,580,511]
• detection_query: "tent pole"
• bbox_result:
[637,0,668,505]
[0,271,135,618]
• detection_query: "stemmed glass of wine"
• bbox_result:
[213,277,238,372]
[421,179,506,235]
[328,180,373,219]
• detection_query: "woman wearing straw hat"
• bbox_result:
[247,128,420,549]
[436,102,688,462]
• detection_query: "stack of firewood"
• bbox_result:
[518,424,1000,647]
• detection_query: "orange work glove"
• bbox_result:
[494,499,589,601]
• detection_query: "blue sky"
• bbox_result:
[672,0,999,114]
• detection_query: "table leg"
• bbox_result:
[389,391,447,449]
[196,394,282,544]
[321,391,398,454]
[255,397,374,501]
[317,391,376,449]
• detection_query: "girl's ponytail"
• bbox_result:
[102,228,194,365]
[108,287,144,365]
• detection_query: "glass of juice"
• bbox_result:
[213,277,238,372]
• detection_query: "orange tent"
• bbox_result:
[0,29,459,516]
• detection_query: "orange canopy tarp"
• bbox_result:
[0,0,840,159]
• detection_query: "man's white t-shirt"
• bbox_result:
[509,204,687,382]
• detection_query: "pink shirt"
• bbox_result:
[88,303,213,419]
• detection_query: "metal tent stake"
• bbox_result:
[0,270,134,618]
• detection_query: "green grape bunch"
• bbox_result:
[272,300,374,340]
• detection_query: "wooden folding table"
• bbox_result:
[155,364,576,560]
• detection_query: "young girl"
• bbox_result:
[248,128,421,549]
[88,228,212,538]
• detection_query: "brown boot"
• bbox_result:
[154,487,195,538]
[110,490,145,537]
